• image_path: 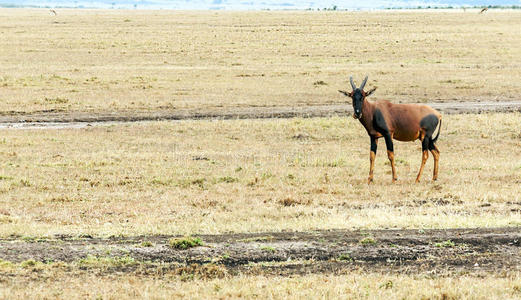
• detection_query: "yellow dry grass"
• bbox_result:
[2,8,521,298]
[1,9,521,114]
[0,113,520,237]
[1,266,520,299]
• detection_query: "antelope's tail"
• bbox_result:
[432,118,442,143]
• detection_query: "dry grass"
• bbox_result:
[1,9,521,114]
[0,113,520,237]
[0,265,520,299]
[3,8,521,297]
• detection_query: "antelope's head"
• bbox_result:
[338,75,376,119]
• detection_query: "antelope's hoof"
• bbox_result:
[367,178,374,184]
[415,179,420,183]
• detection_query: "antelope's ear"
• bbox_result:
[365,87,377,97]
[338,90,352,97]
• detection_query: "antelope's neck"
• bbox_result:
[359,99,374,129]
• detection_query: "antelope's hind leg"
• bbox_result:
[418,114,440,182]
[429,142,440,181]
[415,133,430,183]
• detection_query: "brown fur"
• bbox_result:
[359,98,441,142]
[362,98,441,183]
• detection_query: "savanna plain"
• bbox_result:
[1,8,521,299]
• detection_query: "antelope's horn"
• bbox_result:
[349,76,356,90]
[359,75,368,91]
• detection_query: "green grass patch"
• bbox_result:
[138,241,153,247]
[359,237,377,245]
[169,236,204,250]
[259,246,276,252]
[77,255,137,268]
[435,240,456,248]
[338,253,352,261]
[0,259,14,270]
[20,259,38,268]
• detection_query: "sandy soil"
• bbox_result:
[1,227,519,276]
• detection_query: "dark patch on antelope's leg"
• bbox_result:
[385,135,397,183]
[415,136,430,183]
[373,109,396,182]
[368,136,378,184]
[430,144,440,181]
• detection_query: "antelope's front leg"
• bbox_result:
[384,133,397,182]
[368,136,378,184]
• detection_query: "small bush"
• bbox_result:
[338,253,352,261]
[139,241,153,247]
[435,240,455,248]
[0,259,14,270]
[259,246,275,252]
[359,237,377,245]
[169,236,203,249]
[20,259,38,268]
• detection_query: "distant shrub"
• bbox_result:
[435,240,455,248]
[169,236,203,249]
[338,253,352,261]
[359,236,377,245]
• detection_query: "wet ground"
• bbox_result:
[1,101,521,129]
[1,227,519,276]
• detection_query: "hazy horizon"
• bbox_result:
[0,0,520,10]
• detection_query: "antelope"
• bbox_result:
[338,76,442,184]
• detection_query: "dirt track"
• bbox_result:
[1,228,519,276]
[1,101,521,129]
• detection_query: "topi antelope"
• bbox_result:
[339,76,442,184]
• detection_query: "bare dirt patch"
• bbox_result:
[1,101,521,128]
[1,228,519,276]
